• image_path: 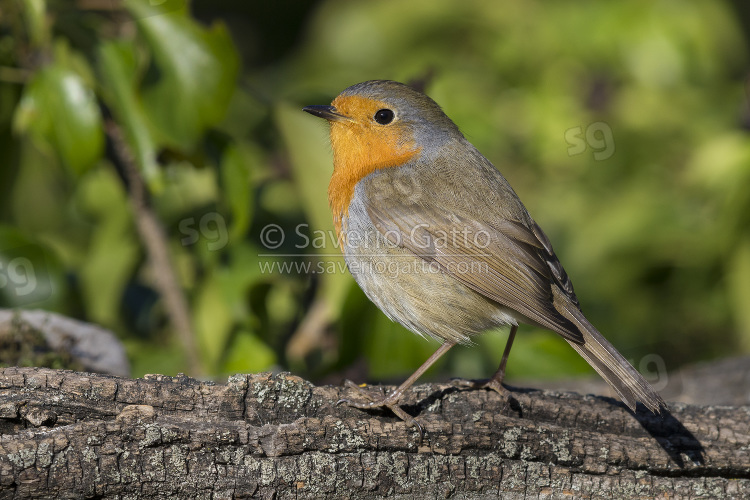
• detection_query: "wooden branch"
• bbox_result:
[0,366,747,498]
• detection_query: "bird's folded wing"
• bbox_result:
[366,200,584,344]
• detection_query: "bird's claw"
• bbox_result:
[339,379,425,442]
[451,376,510,397]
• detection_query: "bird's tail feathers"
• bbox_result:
[552,287,666,414]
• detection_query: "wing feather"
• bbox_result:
[366,200,584,343]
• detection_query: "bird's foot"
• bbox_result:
[337,380,423,438]
[451,375,510,398]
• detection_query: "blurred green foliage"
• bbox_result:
[0,0,748,387]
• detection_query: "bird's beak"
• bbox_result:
[303,105,349,122]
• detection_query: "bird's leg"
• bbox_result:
[484,324,517,393]
[452,325,518,396]
[339,340,456,430]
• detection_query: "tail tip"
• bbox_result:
[638,396,668,415]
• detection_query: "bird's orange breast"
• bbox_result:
[327,95,422,243]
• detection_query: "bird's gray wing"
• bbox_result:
[364,191,584,344]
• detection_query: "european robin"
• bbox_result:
[303,80,665,427]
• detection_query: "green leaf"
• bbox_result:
[125,339,186,378]
[126,0,240,150]
[221,144,253,241]
[0,226,65,309]
[193,273,233,368]
[222,329,277,373]
[13,62,103,175]
[75,168,139,327]
[192,243,275,371]
[155,163,218,222]
[97,40,163,191]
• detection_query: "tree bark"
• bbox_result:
[0,366,747,499]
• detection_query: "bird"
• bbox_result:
[303,80,666,428]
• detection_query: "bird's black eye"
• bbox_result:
[374,108,395,125]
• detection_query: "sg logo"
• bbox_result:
[0,245,52,305]
[565,121,615,161]
[179,212,229,251]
